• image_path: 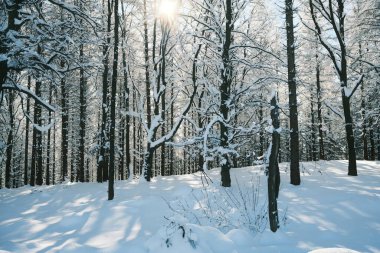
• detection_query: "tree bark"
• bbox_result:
[61,64,69,182]
[143,0,152,129]
[5,91,14,188]
[30,67,43,186]
[122,39,130,180]
[220,0,233,187]
[310,87,317,161]
[359,43,368,160]
[24,76,31,185]
[108,0,120,200]
[309,0,357,176]
[46,86,52,185]
[316,51,325,160]
[268,93,281,232]
[286,0,301,185]
[98,0,112,183]
[78,42,86,183]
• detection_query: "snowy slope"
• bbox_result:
[1,160,379,253]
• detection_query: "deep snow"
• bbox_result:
[1,160,379,253]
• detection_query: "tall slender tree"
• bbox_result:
[98,0,112,183]
[108,0,120,200]
[310,0,359,176]
[285,0,301,185]
[5,91,14,188]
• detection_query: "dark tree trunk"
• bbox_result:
[24,76,31,185]
[5,91,14,188]
[61,62,69,182]
[119,95,125,180]
[258,94,265,157]
[0,0,21,88]
[31,78,43,186]
[133,88,137,176]
[98,0,112,183]
[123,39,131,181]
[369,125,375,161]
[160,30,168,176]
[285,0,300,185]
[108,0,120,200]
[220,0,233,187]
[170,82,175,175]
[342,91,357,175]
[53,116,56,185]
[316,52,325,160]
[338,2,357,176]
[310,0,357,176]
[268,93,281,232]
[143,147,154,181]
[310,88,317,161]
[70,118,76,183]
[143,0,152,130]
[78,42,86,183]
[46,86,52,185]
[377,130,380,161]
[359,43,368,160]
[197,90,205,172]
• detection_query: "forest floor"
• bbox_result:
[1,160,379,253]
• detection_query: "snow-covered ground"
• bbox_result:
[1,160,379,253]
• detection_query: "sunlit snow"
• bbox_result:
[1,160,379,253]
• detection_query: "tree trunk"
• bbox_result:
[143,147,154,181]
[31,77,42,186]
[78,42,86,183]
[160,30,168,176]
[70,117,76,182]
[268,93,281,232]
[359,43,368,160]
[98,0,112,183]
[5,91,14,188]
[310,0,357,175]
[258,94,265,157]
[123,15,131,181]
[310,88,317,161]
[170,82,175,175]
[316,52,325,160]
[46,86,52,185]
[61,63,69,182]
[53,115,56,185]
[24,76,31,185]
[377,130,380,161]
[285,0,300,185]
[339,1,357,176]
[133,88,137,176]
[108,0,120,200]
[143,0,152,130]
[220,0,233,187]
[369,125,375,161]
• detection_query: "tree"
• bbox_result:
[219,0,234,187]
[5,91,15,188]
[309,0,360,176]
[78,1,87,183]
[140,18,199,181]
[97,0,112,183]
[268,92,281,232]
[285,0,301,185]
[0,0,93,112]
[108,0,120,200]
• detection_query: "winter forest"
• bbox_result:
[1,0,380,252]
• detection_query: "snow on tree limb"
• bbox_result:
[1,83,56,112]
[345,74,364,99]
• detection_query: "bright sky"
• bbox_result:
[157,0,178,22]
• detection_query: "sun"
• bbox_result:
[157,0,178,22]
